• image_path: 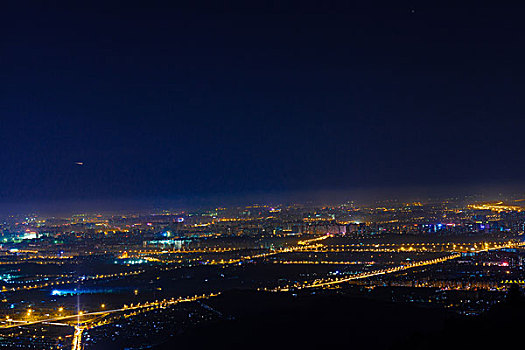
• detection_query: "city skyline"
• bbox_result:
[2,2,525,349]
[0,196,523,349]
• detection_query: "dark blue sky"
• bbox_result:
[2,1,525,204]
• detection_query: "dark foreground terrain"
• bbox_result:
[153,286,524,350]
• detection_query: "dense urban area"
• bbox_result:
[0,195,524,349]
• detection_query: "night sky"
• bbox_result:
[2,2,525,206]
